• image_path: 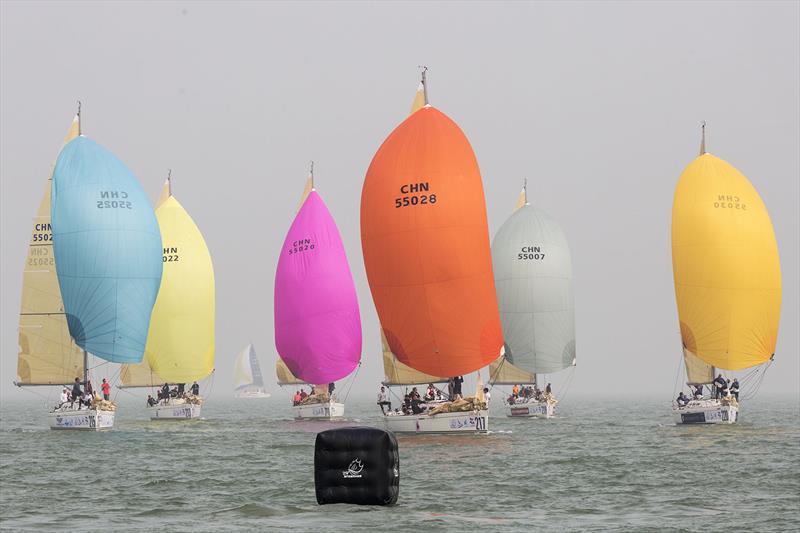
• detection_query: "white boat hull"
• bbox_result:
[235,389,271,399]
[49,408,115,430]
[293,402,344,419]
[506,400,555,418]
[149,402,202,420]
[384,409,488,434]
[673,399,738,425]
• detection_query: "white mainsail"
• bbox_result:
[233,343,266,392]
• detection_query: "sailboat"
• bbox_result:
[490,182,576,418]
[119,174,215,420]
[671,124,781,425]
[361,69,503,434]
[233,343,270,398]
[274,165,362,420]
[15,109,163,430]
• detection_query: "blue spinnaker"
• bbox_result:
[51,136,162,363]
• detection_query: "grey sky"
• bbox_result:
[1,1,798,400]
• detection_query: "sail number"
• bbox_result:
[288,239,315,255]
[163,246,179,262]
[714,194,747,210]
[395,182,436,208]
[518,246,545,260]
[31,223,52,242]
[97,190,132,209]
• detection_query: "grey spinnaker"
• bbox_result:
[491,204,575,375]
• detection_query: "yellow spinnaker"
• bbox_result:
[17,116,82,385]
[143,180,215,382]
[672,153,781,370]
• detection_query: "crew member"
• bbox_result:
[101,378,111,401]
[377,386,392,414]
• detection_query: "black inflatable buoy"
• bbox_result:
[314,426,399,505]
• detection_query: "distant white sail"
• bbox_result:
[233,343,266,391]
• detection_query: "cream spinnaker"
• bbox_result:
[17,116,83,385]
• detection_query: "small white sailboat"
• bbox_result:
[119,173,215,420]
[360,69,502,434]
[233,344,270,398]
[670,124,781,425]
[490,182,576,418]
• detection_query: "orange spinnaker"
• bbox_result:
[361,106,503,377]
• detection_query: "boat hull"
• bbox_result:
[149,402,202,420]
[235,389,271,399]
[673,400,738,425]
[49,408,115,430]
[293,402,344,419]
[383,409,488,434]
[506,400,555,418]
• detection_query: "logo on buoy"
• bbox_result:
[342,458,364,478]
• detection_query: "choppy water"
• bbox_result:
[1,393,798,532]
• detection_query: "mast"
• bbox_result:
[167,169,172,196]
[523,178,528,205]
[699,120,706,155]
[310,161,314,190]
[83,349,88,387]
[77,100,82,136]
[419,65,429,105]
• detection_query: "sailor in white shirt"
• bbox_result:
[377,386,392,414]
[58,388,69,408]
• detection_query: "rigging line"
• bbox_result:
[342,361,362,404]
[203,370,216,402]
[672,350,684,398]
[558,366,577,404]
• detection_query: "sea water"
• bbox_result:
[1,393,798,532]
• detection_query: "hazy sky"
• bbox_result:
[1,1,798,400]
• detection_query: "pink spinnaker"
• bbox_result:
[274,191,362,384]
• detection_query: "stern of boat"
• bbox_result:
[150,402,202,420]
[49,408,115,430]
[383,409,488,434]
[673,399,738,425]
[293,401,345,419]
[506,400,555,418]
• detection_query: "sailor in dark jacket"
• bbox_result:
[713,374,726,399]
[71,378,83,408]
[729,379,740,400]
